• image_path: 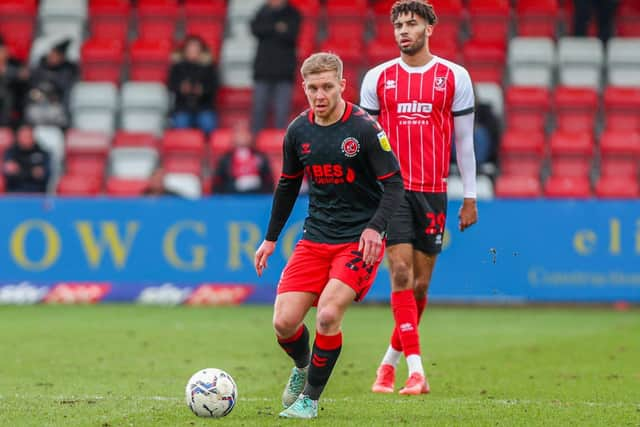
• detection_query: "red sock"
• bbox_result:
[390,295,428,351]
[390,289,420,357]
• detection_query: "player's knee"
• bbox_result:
[272,314,299,339]
[316,306,340,334]
[390,262,412,290]
[414,278,430,298]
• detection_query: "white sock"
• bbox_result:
[406,354,424,376]
[381,345,402,368]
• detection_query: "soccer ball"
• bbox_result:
[185,368,237,418]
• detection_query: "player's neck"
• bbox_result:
[315,99,346,126]
[401,49,433,68]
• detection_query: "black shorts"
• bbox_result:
[386,191,448,255]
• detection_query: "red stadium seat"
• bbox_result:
[256,129,286,155]
[515,0,559,37]
[138,20,176,41]
[544,175,592,198]
[66,130,111,157]
[184,0,227,22]
[66,156,107,178]
[468,0,511,42]
[550,131,594,177]
[209,128,234,167]
[81,38,125,84]
[162,156,202,175]
[429,0,465,41]
[325,21,366,44]
[0,0,36,26]
[89,0,130,41]
[129,38,172,82]
[599,130,640,178]
[430,37,460,64]
[57,174,103,196]
[113,131,158,148]
[105,177,149,197]
[218,110,251,130]
[326,0,368,19]
[554,86,598,133]
[184,21,224,54]
[0,176,4,193]
[162,129,205,156]
[604,87,640,131]
[561,1,597,36]
[617,0,640,36]
[290,0,320,18]
[463,39,506,83]
[495,174,542,198]
[319,35,364,67]
[505,86,551,131]
[216,87,253,112]
[595,176,640,199]
[366,35,399,67]
[499,130,545,177]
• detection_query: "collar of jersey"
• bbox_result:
[398,55,438,74]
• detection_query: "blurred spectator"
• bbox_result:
[143,166,181,197]
[168,35,219,135]
[26,39,78,128]
[573,0,620,42]
[2,125,50,193]
[250,0,301,133]
[451,99,500,176]
[0,36,29,127]
[213,120,274,194]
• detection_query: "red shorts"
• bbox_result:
[277,239,385,302]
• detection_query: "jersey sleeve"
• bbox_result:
[362,118,400,180]
[359,68,381,115]
[281,126,304,178]
[451,66,475,116]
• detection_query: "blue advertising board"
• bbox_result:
[0,196,638,304]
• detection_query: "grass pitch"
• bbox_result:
[0,305,638,426]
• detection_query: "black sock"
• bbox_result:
[277,324,310,369]
[303,332,342,400]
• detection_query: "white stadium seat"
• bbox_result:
[70,82,118,112]
[109,147,159,180]
[164,173,202,199]
[34,125,65,192]
[475,82,504,118]
[120,82,169,114]
[558,37,603,89]
[607,38,640,87]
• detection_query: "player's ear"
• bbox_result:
[425,24,434,37]
[339,78,346,94]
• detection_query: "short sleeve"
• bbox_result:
[451,66,475,116]
[359,68,381,114]
[281,127,304,178]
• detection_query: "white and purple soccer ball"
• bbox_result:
[185,368,237,418]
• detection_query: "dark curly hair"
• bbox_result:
[390,0,437,25]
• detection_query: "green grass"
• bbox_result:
[0,305,639,426]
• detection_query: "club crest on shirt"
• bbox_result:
[434,76,446,91]
[341,137,360,158]
[301,142,311,154]
[376,131,391,152]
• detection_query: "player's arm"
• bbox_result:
[454,112,478,231]
[360,127,404,265]
[255,132,303,276]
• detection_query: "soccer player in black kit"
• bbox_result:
[254,52,404,419]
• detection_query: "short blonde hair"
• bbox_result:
[300,52,343,80]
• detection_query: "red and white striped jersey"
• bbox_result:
[360,56,474,192]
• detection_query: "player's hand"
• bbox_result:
[358,228,383,265]
[254,240,276,277]
[458,198,478,232]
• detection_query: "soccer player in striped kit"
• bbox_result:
[360,0,479,395]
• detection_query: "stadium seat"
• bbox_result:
[326,0,368,19]
[544,175,591,198]
[289,0,320,18]
[467,0,511,42]
[220,37,257,87]
[162,129,205,156]
[105,177,149,196]
[553,87,598,133]
[209,128,234,163]
[218,110,251,130]
[499,130,545,176]
[128,38,172,82]
[136,0,178,38]
[72,111,116,134]
[599,130,640,178]
[256,129,286,155]
[184,0,227,22]
[81,37,125,84]
[162,156,203,176]
[30,34,81,66]
[603,87,640,131]
[65,155,107,178]
[594,176,640,199]
[366,35,400,67]
[66,129,111,157]
[557,37,604,89]
[113,131,157,148]
[430,37,460,64]
[216,87,253,112]
[184,21,225,55]
[164,172,202,198]
[495,174,542,198]
[34,125,65,191]
[57,174,102,196]
[227,0,263,21]
[475,82,504,118]
[507,37,555,87]
[616,0,640,37]
[449,174,495,200]
[549,130,594,177]
[89,0,130,41]
[39,0,88,38]
[120,82,169,113]
[121,111,166,135]
[0,29,32,62]
[515,0,559,37]
[427,0,464,42]
[0,176,4,193]
[505,86,551,132]
[606,38,640,88]
[319,35,364,68]
[109,147,159,180]
[463,39,506,83]
[70,82,118,113]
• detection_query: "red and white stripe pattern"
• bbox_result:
[361,57,474,192]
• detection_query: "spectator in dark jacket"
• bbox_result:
[168,35,219,135]
[573,0,620,42]
[0,36,29,127]
[2,125,50,193]
[213,120,274,194]
[250,0,300,133]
